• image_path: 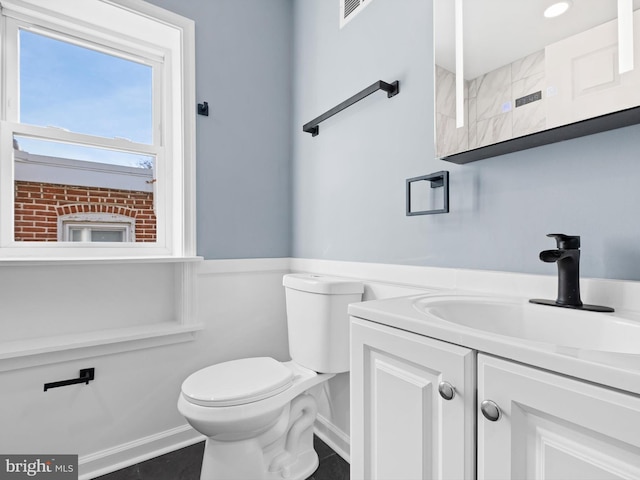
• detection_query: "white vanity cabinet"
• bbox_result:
[478,354,640,480]
[351,314,640,480]
[350,317,476,480]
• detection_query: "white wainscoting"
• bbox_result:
[5,257,638,479]
[0,261,202,372]
[0,258,291,480]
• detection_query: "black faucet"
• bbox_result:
[540,233,582,307]
[530,234,614,312]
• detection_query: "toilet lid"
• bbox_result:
[181,357,295,407]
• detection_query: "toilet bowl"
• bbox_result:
[178,359,333,479]
[178,274,363,480]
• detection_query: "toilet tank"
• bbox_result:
[283,274,364,373]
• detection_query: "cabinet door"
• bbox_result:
[478,354,640,480]
[545,10,640,129]
[350,317,476,480]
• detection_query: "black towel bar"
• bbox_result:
[303,80,400,137]
[44,368,95,392]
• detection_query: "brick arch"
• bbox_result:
[55,203,138,218]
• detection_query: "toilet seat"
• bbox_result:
[178,360,333,443]
[181,357,295,407]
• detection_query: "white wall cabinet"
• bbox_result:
[350,318,476,480]
[478,354,640,480]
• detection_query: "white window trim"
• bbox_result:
[0,0,197,260]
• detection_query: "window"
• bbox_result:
[0,0,196,259]
[58,213,136,242]
[68,224,129,243]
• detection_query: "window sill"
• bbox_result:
[0,255,203,266]
[0,322,204,372]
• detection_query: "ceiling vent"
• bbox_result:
[340,0,373,28]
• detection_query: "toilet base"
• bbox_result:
[199,436,318,480]
[199,394,320,480]
[271,448,318,480]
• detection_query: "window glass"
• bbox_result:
[91,229,125,242]
[14,136,156,244]
[19,29,153,144]
[67,226,127,243]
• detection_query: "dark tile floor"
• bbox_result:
[95,436,349,480]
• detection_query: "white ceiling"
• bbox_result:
[434,0,640,79]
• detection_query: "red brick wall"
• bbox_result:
[15,181,156,242]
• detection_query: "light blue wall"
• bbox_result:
[148,0,293,260]
[292,0,640,281]
[150,0,640,281]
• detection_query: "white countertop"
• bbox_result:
[349,291,640,397]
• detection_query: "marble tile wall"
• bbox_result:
[435,50,546,158]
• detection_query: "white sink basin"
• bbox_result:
[413,295,640,354]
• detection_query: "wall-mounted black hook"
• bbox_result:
[44,368,95,392]
[197,101,209,116]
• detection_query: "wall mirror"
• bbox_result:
[434,0,640,164]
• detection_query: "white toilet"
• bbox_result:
[178,273,364,480]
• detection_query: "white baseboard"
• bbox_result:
[79,424,204,480]
[314,414,350,464]
[80,417,347,480]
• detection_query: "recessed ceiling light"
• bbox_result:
[544,1,572,18]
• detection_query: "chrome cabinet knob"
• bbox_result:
[438,381,456,400]
[480,400,502,421]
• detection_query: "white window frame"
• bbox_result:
[0,0,196,261]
